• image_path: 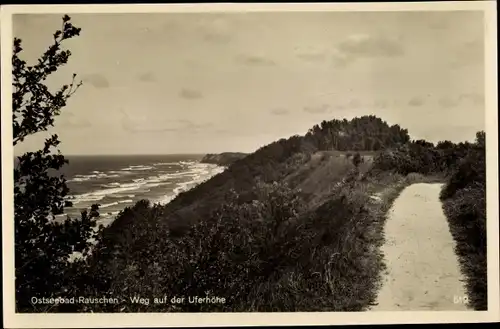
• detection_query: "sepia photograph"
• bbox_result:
[1,1,498,327]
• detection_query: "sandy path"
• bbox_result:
[370,183,470,311]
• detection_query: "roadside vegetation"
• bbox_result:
[440,132,487,310]
[373,132,487,310]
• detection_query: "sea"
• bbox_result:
[51,154,225,227]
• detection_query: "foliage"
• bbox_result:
[305,115,410,151]
[372,130,487,310]
[67,175,398,312]
[440,131,487,310]
[13,15,102,312]
[372,137,478,176]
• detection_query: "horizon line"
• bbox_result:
[12,153,219,157]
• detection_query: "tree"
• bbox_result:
[475,131,485,149]
[13,15,101,312]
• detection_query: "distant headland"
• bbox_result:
[200,152,248,166]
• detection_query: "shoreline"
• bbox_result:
[64,162,226,262]
[57,161,226,227]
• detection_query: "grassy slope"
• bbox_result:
[67,148,447,313]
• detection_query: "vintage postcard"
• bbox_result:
[1,1,498,328]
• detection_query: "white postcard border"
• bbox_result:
[1,2,498,327]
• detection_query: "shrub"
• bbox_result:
[405,172,426,184]
[440,131,486,310]
[72,175,393,312]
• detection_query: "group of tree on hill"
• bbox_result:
[373,132,485,176]
[305,115,411,151]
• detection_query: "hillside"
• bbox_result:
[57,115,486,313]
[200,152,248,166]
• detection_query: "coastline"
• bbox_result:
[66,160,226,262]
[57,160,226,228]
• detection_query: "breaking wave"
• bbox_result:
[67,161,225,209]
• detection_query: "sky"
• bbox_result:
[12,10,486,155]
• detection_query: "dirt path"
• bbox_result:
[370,183,470,311]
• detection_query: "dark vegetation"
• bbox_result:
[373,131,487,310]
[305,117,410,151]
[69,167,408,312]
[13,17,487,313]
[440,132,487,310]
[12,16,102,312]
[200,152,248,166]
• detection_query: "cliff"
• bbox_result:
[200,152,248,166]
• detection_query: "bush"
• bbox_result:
[70,175,394,312]
[440,131,486,310]
[405,172,426,184]
[373,137,479,178]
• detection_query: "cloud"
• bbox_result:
[58,112,91,129]
[177,119,213,131]
[179,88,203,100]
[408,96,425,107]
[304,104,330,114]
[427,18,448,30]
[214,129,232,134]
[438,97,459,108]
[340,34,404,56]
[82,73,109,89]
[295,46,327,63]
[434,93,484,111]
[183,59,203,69]
[331,48,352,67]
[235,54,276,66]
[373,99,389,109]
[270,108,290,116]
[332,34,404,66]
[451,39,483,68]
[459,93,484,106]
[203,31,232,44]
[297,53,326,62]
[120,109,212,134]
[137,72,156,82]
[195,15,233,44]
[344,99,361,109]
